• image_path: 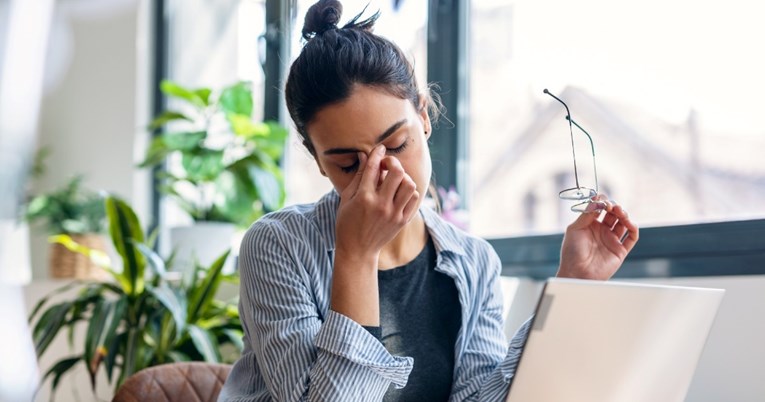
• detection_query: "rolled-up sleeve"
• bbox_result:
[231,219,413,402]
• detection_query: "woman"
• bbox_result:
[219,1,638,401]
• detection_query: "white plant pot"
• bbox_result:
[169,222,238,275]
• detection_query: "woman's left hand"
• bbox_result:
[558,194,639,280]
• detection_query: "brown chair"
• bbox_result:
[112,362,232,402]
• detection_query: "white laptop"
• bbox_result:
[506,278,724,402]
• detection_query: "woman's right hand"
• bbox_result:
[334,144,420,262]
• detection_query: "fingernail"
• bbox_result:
[377,145,386,154]
[585,201,605,213]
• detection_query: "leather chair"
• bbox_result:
[112,362,232,402]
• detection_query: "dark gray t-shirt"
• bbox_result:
[371,237,462,402]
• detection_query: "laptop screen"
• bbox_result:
[506,278,724,402]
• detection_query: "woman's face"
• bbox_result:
[306,84,432,203]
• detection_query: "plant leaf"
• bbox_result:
[188,325,221,363]
[28,281,82,323]
[33,301,72,358]
[249,164,282,212]
[41,356,81,395]
[188,250,230,323]
[181,149,225,182]
[223,328,244,352]
[219,82,252,117]
[162,131,206,151]
[84,298,127,389]
[105,196,146,296]
[160,80,208,108]
[148,110,191,131]
[148,284,187,341]
[135,242,167,280]
[137,136,170,168]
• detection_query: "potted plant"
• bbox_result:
[29,195,242,399]
[139,80,288,272]
[24,175,109,279]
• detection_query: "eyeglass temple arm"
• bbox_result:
[565,115,599,193]
[543,89,581,188]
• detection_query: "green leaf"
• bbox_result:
[148,285,187,341]
[249,164,282,212]
[194,88,212,106]
[84,298,127,389]
[148,110,192,131]
[219,82,253,117]
[135,242,167,280]
[48,234,112,268]
[251,121,288,161]
[41,356,81,395]
[188,250,230,323]
[228,114,267,138]
[105,196,146,296]
[160,80,208,108]
[33,301,72,358]
[188,325,221,363]
[181,149,225,182]
[137,137,170,168]
[162,131,206,151]
[167,351,191,363]
[28,281,82,323]
[223,328,244,352]
[213,169,260,226]
[104,332,126,383]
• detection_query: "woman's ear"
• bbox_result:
[418,98,432,138]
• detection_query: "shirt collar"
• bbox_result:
[315,190,467,257]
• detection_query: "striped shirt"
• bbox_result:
[219,190,532,402]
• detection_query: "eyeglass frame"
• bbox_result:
[543,89,600,212]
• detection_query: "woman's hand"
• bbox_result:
[557,194,639,280]
[334,144,420,262]
[331,145,420,326]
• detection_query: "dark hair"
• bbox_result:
[285,0,439,156]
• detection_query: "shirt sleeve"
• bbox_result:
[449,246,533,402]
[237,220,413,401]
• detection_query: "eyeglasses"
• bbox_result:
[543,89,599,212]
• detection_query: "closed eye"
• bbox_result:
[339,138,409,174]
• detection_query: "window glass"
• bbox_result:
[284,0,428,205]
[469,0,765,238]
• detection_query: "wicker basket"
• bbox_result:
[49,234,110,280]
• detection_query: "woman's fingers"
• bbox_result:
[359,145,386,193]
[343,151,368,197]
[379,156,405,201]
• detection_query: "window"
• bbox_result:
[468,0,765,238]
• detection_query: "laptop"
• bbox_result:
[506,278,724,402]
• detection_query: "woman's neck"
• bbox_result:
[377,213,428,270]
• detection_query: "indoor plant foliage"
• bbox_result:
[29,195,243,396]
[140,80,288,227]
[24,175,106,236]
[25,175,109,279]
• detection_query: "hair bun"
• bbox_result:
[302,0,343,40]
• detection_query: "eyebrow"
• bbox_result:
[323,119,408,155]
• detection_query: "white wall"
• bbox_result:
[502,275,765,402]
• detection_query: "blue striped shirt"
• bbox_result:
[219,190,532,402]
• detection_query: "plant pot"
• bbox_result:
[169,222,237,274]
[49,233,109,280]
